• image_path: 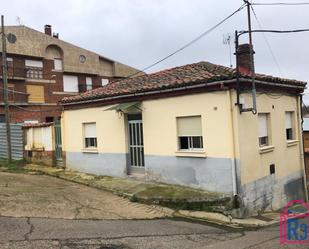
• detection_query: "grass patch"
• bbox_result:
[0,158,27,173]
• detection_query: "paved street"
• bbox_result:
[0,172,172,219]
[0,172,308,248]
[0,216,308,249]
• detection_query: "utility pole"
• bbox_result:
[1,15,12,163]
[244,0,257,114]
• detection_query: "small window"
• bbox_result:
[0,114,5,123]
[101,78,109,86]
[285,111,294,140]
[25,59,43,68]
[63,75,78,92]
[83,123,97,148]
[258,113,269,147]
[79,55,86,63]
[86,77,92,90]
[8,84,14,102]
[6,57,13,68]
[54,58,62,71]
[177,116,203,151]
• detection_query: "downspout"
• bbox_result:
[299,95,309,202]
[227,90,239,201]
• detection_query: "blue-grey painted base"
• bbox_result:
[66,152,127,177]
[238,170,305,217]
[144,155,234,194]
[65,152,234,194]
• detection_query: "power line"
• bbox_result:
[250,5,283,76]
[253,2,309,6]
[9,103,61,113]
[127,3,246,78]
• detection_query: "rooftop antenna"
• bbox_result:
[223,33,233,67]
[16,16,23,25]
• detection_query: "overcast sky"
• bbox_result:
[2,0,309,101]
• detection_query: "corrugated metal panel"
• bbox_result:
[303,118,309,131]
[0,123,23,160]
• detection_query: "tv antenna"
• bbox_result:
[16,16,23,25]
[223,33,233,67]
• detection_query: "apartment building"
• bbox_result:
[0,25,139,123]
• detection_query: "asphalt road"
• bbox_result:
[0,172,308,248]
[1,216,308,249]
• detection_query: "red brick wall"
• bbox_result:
[0,105,62,123]
[0,54,117,123]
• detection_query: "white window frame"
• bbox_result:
[83,122,97,149]
[285,111,294,141]
[101,78,109,86]
[177,116,203,151]
[63,75,79,93]
[86,77,92,90]
[54,58,62,71]
[258,113,270,147]
[25,59,43,68]
[6,57,13,66]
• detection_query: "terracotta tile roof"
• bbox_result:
[61,61,306,104]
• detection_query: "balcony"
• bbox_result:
[26,67,43,79]
[0,66,27,79]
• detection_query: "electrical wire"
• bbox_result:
[126,3,246,78]
[252,2,309,6]
[250,5,283,76]
[8,103,61,113]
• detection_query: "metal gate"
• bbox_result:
[0,123,23,160]
[54,120,62,163]
[128,117,144,173]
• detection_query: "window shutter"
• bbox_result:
[101,78,109,86]
[258,114,268,137]
[86,77,92,90]
[177,116,202,136]
[285,112,292,129]
[63,75,78,92]
[54,59,62,70]
[84,123,96,138]
[25,59,43,68]
[26,85,45,103]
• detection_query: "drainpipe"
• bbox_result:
[299,95,309,202]
[228,90,239,200]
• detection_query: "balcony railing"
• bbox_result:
[0,66,45,79]
[25,67,43,79]
[1,66,27,78]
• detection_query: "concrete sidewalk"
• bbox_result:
[18,164,280,228]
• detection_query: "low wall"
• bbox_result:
[23,123,55,166]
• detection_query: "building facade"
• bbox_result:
[60,45,307,217]
[0,25,139,123]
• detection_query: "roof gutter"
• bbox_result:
[61,78,305,106]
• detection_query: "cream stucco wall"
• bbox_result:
[62,91,234,159]
[233,91,303,185]
[62,107,127,153]
[142,91,234,158]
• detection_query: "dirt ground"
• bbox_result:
[0,172,172,219]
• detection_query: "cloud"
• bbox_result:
[1,0,308,101]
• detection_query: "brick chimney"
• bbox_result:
[44,24,52,36]
[236,43,255,75]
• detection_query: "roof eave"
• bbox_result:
[61,78,306,107]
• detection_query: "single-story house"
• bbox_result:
[60,44,307,216]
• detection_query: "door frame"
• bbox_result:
[126,113,145,175]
